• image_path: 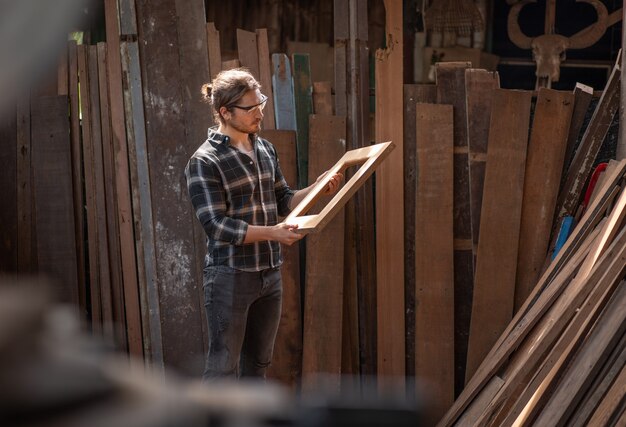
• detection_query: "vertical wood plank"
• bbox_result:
[237,29,260,79]
[222,59,241,71]
[375,0,405,388]
[136,0,205,374]
[292,53,314,188]
[260,129,302,388]
[88,44,114,338]
[562,83,593,178]
[78,44,102,332]
[465,89,532,382]
[465,69,499,261]
[312,81,333,115]
[67,40,86,313]
[120,40,163,366]
[256,28,276,129]
[105,0,144,358]
[206,23,222,80]
[414,103,455,425]
[272,53,297,131]
[31,96,78,303]
[97,42,127,349]
[57,47,69,96]
[403,84,437,379]
[0,107,17,273]
[174,0,212,367]
[515,88,574,312]
[16,98,33,274]
[436,61,473,394]
[302,115,346,392]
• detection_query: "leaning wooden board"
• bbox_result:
[302,115,346,392]
[515,88,574,312]
[135,0,205,374]
[237,28,260,80]
[375,0,405,387]
[16,97,34,274]
[0,107,17,272]
[292,53,314,189]
[465,89,532,383]
[436,61,473,394]
[31,96,78,304]
[260,129,302,388]
[256,29,276,129]
[104,0,143,357]
[414,103,455,425]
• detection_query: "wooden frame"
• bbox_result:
[284,141,394,233]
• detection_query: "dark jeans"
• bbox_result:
[202,265,282,381]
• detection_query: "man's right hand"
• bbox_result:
[271,223,304,245]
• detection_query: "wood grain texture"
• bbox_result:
[375,0,405,388]
[16,98,33,274]
[272,53,297,131]
[260,129,302,388]
[312,81,333,115]
[414,103,454,425]
[206,23,222,80]
[302,115,346,392]
[466,89,532,383]
[562,83,593,179]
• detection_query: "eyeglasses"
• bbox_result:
[228,94,268,115]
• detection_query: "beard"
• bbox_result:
[229,117,262,134]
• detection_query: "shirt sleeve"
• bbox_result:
[271,145,296,217]
[185,156,248,245]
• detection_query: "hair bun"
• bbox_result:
[201,83,213,102]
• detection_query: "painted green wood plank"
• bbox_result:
[292,53,314,189]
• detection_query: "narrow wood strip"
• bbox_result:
[404,84,437,380]
[222,59,240,71]
[88,44,114,339]
[587,350,626,426]
[292,53,314,188]
[16,98,32,274]
[77,44,102,332]
[67,40,86,313]
[562,83,593,179]
[375,0,405,389]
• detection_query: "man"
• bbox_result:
[185,68,341,380]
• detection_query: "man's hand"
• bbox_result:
[271,223,304,245]
[316,171,344,195]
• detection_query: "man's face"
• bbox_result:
[223,89,266,134]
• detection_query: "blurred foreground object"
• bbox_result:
[0,0,87,117]
[0,277,420,426]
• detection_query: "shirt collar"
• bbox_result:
[207,126,258,147]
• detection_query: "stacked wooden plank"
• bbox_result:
[437,160,626,426]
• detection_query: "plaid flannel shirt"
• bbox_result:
[185,128,295,271]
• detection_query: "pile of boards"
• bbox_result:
[404,53,623,425]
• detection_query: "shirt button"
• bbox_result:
[250,161,253,165]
